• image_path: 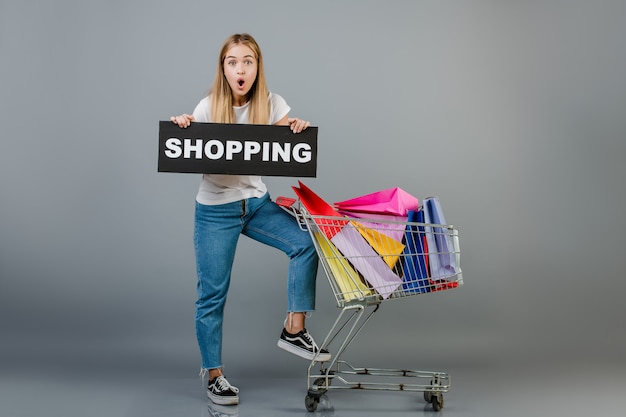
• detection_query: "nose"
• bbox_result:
[236,63,245,74]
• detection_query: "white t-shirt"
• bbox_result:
[191,92,291,205]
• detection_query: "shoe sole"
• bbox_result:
[277,339,332,362]
[207,391,239,405]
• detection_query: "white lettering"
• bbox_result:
[165,138,182,158]
[244,141,261,161]
[226,140,243,160]
[292,143,312,163]
[204,140,224,159]
[262,142,270,161]
[164,138,312,164]
[272,142,291,162]
[184,139,203,159]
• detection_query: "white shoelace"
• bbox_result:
[214,376,239,394]
[302,331,319,350]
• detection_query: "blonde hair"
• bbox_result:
[209,33,270,125]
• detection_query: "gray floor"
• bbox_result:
[2,361,625,417]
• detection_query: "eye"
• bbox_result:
[245,59,254,65]
[227,60,236,66]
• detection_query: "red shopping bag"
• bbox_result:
[292,181,348,239]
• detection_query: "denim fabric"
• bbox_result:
[193,192,318,369]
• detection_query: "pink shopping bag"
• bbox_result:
[334,187,419,216]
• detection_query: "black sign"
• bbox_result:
[158,121,317,177]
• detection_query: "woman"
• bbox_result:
[171,33,329,406]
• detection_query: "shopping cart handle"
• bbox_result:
[276,196,297,208]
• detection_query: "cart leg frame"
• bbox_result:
[305,301,451,412]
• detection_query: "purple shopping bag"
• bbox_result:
[423,196,458,280]
[330,223,403,300]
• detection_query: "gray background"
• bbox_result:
[1,0,625,410]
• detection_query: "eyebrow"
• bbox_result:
[225,55,255,60]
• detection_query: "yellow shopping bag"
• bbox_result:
[351,221,405,269]
[314,232,373,301]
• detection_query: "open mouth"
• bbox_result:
[237,78,245,87]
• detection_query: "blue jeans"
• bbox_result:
[193,192,318,370]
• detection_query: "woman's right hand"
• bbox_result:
[170,114,195,128]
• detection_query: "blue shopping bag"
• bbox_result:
[401,209,430,293]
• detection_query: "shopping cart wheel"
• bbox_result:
[431,394,444,411]
[305,394,319,412]
[423,390,432,403]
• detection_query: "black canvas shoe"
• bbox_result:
[207,375,239,405]
[277,328,331,362]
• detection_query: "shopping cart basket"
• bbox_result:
[282,199,462,412]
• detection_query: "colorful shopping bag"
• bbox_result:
[293,182,403,299]
[292,181,348,239]
[334,187,419,216]
[337,210,407,243]
[330,224,403,300]
[313,232,373,302]
[350,221,405,269]
[423,197,459,281]
[401,209,430,294]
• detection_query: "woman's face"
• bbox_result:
[223,44,258,106]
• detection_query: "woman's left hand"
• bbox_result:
[287,117,311,133]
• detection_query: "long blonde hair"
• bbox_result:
[209,33,270,125]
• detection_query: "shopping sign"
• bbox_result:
[158,121,317,177]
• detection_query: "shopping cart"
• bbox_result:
[281,199,462,412]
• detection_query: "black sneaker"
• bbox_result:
[207,375,239,405]
[277,328,331,362]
